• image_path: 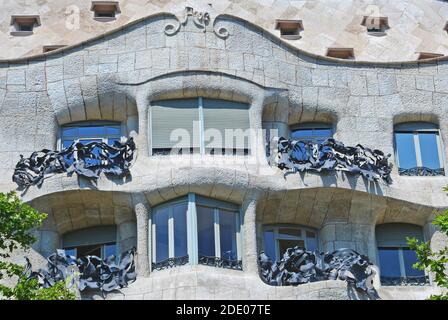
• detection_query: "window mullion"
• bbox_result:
[435,132,445,169]
[235,210,241,261]
[414,132,423,167]
[151,220,156,263]
[187,193,198,264]
[214,208,220,258]
[168,207,174,258]
[198,97,205,155]
[398,248,406,278]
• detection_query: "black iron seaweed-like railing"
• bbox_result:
[259,247,379,299]
[152,255,190,271]
[12,138,136,188]
[398,167,445,176]
[22,248,137,295]
[199,255,243,270]
[380,275,430,286]
[274,137,392,183]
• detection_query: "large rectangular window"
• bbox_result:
[150,98,250,156]
[394,122,444,175]
[151,195,242,271]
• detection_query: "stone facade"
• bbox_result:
[0,4,448,300]
[1,0,448,62]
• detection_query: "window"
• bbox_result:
[10,15,41,35]
[150,98,250,156]
[361,16,389,35]
[326,48,355,60]
[63,226,117,259]
[275,19,303,40]
[262,225,318,261]
[417,52,444,60]
[43,45,67,53]
[61,122,122,149]
[151,194,242,271]
[376,223,427,286]
[90,1,120,21]
[151,200,188,267]
[290,123,333,144]
[394,122,444,176]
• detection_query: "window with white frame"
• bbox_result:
[151,194,242,271]
[61,121,122,149]
[63,226,117,259]
[262,225,318,261]
[376,223,428,286]
[150,98,250,156]
[290,123,333,144]
[394,122,444,176]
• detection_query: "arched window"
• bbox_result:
[290,122,333,144]
[262,225,318,260]
[150,98,250,156]
[62,225,117,258]
[151,195,242,270]
[376,223,427,285]
[394,122,444,176]
[60,121,122,149]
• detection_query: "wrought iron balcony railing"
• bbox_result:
[273,137,392,183]
[12,138,136,188]
[380,275,430,286]
[198,255,243,270]
[398,167,445,177]
[151,255,189,271]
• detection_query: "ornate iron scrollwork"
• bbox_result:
[198,255,243,270]
[23,248,137,294]
[275,137,392,183]
[151,255,189,271]
[259,247,378,298]
[380,276,430,286]
[398,167,445,176]
[12,137,136,188]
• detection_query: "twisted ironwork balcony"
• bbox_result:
[259,247,378,298]
[380,276,430,286]
[198,255,243,270]
[274,137,392,183]
[151,255,189,271]
[12,138,136,188]
[398,167,445,177]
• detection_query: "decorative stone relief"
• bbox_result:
[12,138,136,188]
[164,6,229,39]
[23,248,136,295]
[275,137,392,183]
[258,247,378,299]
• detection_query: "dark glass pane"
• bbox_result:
[154,207,169,263]
[291,129,313,139]
[108,138,120,146]
[103,243,116,258]
[78,126,106,136]
[278,239,305,256]
[395,133,417,169]
[378,247,401,278]
[402,248,425,277]
[173,203,188,258]
[78,139,103,145]
[306,234,318,251]
[197,206,215,257]
[62,140,74,149]
[279,228,301,238]
[418,133,440,169]
[62,127,78,137]
[106,126,121,135]
[77,244,102,258]
[263,230,276,260]
[219,209,237,260]
[313,129,332,137]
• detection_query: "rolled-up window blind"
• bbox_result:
[202,99,250,150]
[151,99,200,150]
[376,223,423,247]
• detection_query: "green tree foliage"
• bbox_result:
[408,193,448,300]
[0,191,76,300]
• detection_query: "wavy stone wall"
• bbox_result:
[0,11,447,300]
